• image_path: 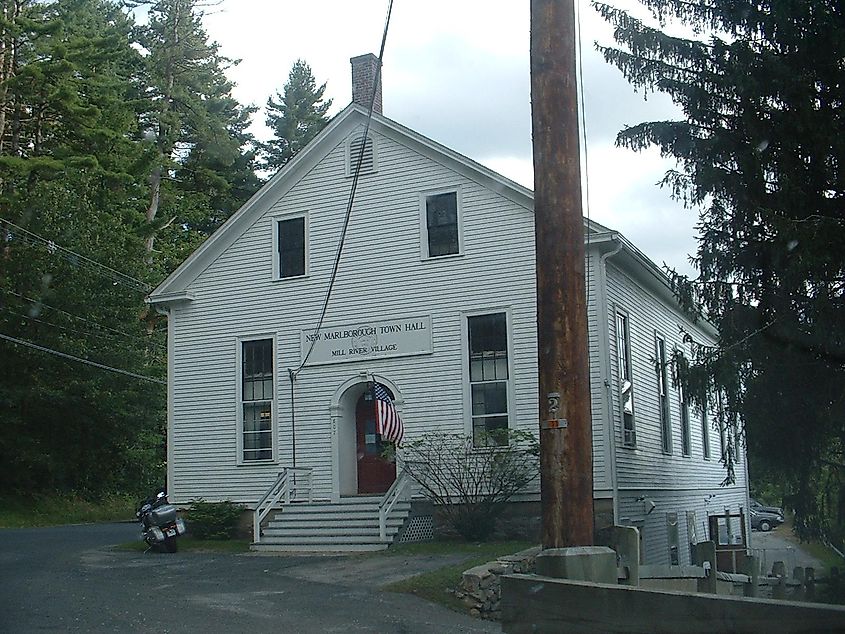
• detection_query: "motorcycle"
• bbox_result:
[136,489,187,553]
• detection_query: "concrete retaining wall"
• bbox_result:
[502,573,845,633]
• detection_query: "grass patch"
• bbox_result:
[383,540,534,612]
[772,518,845,576]
[114,536,251,553]
[0,493,136,528]
[801,541,845,574]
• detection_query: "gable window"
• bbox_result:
[423,190,460,258]
[616,311,636,447]
[677,352,691,456]
[276,216,306,279]
[656,334,672,454]
[241,338,274,461]
[468,312,509,446]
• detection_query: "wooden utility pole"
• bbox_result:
[531,0,594,548]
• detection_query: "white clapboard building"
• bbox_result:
[148,54,750,560]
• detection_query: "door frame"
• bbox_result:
[329,374,404,502]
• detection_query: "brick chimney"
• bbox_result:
[350,53,382,114]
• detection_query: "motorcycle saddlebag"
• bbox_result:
[150,504,178,525]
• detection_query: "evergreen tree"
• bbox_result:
[136,0,259,269]
[260,59,332,173]
[594,1,845,540]
[0,0,166,496]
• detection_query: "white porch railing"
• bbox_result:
[378,468,415,542]
[253,467,313,543]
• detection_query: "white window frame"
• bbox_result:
[419,185,464,260]
[344,130,378,177]
[236,334,277,465]
[656,332,672,454]
[615,308,636,448]
[676,349,691,457]
[272,212,309,281]
[461,307,514,446]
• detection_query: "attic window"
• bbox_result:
[347,134,376,176]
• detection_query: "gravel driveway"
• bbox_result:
[749,526,825,575]
[0,523,499,633]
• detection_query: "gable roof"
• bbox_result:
[148,103,610,303]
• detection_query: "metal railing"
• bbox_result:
[378,468,415,542]
[253,467,313,543]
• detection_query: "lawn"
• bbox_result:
[382,540,534,612]
[0,493,136,528]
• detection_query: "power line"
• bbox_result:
[0,332,166,385]
[0,218,153,294]
[295,0,395,375]
[3,290,166,351]
[0,306,166,356]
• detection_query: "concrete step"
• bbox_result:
[256,495,413,553]
[251,542,389,553]
[257,534,393,545]
[278,501,410,515]
[267,517,404,530]
[270,510,404,523]
[262,526,400,538]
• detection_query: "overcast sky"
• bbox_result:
[202,0,698,276]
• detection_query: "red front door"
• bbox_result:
[356,390,396,494]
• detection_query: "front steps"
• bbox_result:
[251,496,411,553]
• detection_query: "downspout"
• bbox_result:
[595,235,623,524]
[154,303,175,503]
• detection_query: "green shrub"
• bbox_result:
[188,500,245,540]
[402,430,539,541]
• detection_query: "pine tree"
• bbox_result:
[594,1,845,539]
[0,0,166,496]
[260,59,332,173]
[137,0,259,267]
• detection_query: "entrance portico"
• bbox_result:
[329,374,404,502]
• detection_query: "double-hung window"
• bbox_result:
[468,312,509,446]
[616,311,636,447]
[677,352,691,456]
[423,191,460,257]
[241,339,273,461]
[656,334,672,454]
[276,216,306,279]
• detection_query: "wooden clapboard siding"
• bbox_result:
[158,105,749,565]
[605,261,747,490]
[165,123,616,505]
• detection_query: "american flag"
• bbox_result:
[373,382,403,445]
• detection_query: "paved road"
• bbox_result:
[0,523,499,633]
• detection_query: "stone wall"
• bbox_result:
[453,547,541,620]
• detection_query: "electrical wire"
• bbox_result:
[2,289,166,351]
[0,306,166,356]
[286,0,395,468]
[575,0,594,293]
[0,218,153,294]
[293,0,395,377]
[0,332,166,385]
